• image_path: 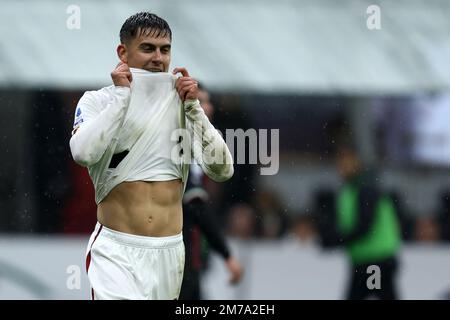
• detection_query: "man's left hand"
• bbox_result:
[173,67,199,101]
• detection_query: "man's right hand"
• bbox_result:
[111,62,132,87]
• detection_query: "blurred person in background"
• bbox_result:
[414,216,440,242]
[289,214,317,244]
[388,191,414,242]
[336,143,402,300]
[313,189,341,249]
[226,203,257,240]
[439,191,450,241]
[180,84,243,300]
[212,94,258,222]
[69,12,233,300]
[252,190,289,239]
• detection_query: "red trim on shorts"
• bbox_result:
[87,225,103,300]
[86,224,103,273]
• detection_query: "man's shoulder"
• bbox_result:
[79,85,115,108]
[83,85,115,100]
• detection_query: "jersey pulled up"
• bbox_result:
[70,69,188,204]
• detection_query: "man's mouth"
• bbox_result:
[147,68,163,72]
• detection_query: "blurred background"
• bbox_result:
[1,0,450,299]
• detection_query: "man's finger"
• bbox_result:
[115,71,132,78]
[178,83,197,95]
[179,85,193,100]
[180,84,197,100]
[179,87,189,100]
[117,64,130,72]
[185,83,198,94]
[174,76,196,87]
[124,71,132,82]
[176,77,197,86]
[175,78,198,87]
[176,79,197,91]
[116,61,128,69]
[172,67,190,77]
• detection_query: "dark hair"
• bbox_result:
[120,12,172,44]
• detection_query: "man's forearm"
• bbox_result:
[185,99,234,182]
[70,87,130,167]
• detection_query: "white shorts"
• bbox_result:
[85,222,185,300]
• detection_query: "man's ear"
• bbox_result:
[117,44,128,64]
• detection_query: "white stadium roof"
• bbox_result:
[1,0,450,94]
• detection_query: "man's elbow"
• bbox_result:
[71,150,94,167]
[69,138,97,167]
[222,164,234,181]
[208,164,234,182]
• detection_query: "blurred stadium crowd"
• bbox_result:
[1,89,450,247]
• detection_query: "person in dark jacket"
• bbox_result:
[179,85,243,300]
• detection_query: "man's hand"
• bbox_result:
[225,256,244,285]
[173,67,199,101]
[111,62,132,88]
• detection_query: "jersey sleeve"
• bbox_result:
[184,99,234,182]
[69,86,131,167]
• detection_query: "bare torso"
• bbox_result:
[97,179,183,237]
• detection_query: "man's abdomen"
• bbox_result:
[97,180,183,237]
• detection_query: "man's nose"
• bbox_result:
[152,49,162,63]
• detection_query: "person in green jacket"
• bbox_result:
[336,145,402,300]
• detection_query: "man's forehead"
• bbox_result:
[136,28,171,44]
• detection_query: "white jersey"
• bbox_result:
[71,70,188,204]
[70,68,234,205]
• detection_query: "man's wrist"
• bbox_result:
[184,99,204,120]
[184,99,200,109]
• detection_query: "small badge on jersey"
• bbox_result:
[73,107,84,127]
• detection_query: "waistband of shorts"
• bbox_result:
[97,223,183,249]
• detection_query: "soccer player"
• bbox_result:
[69,12,234,300]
